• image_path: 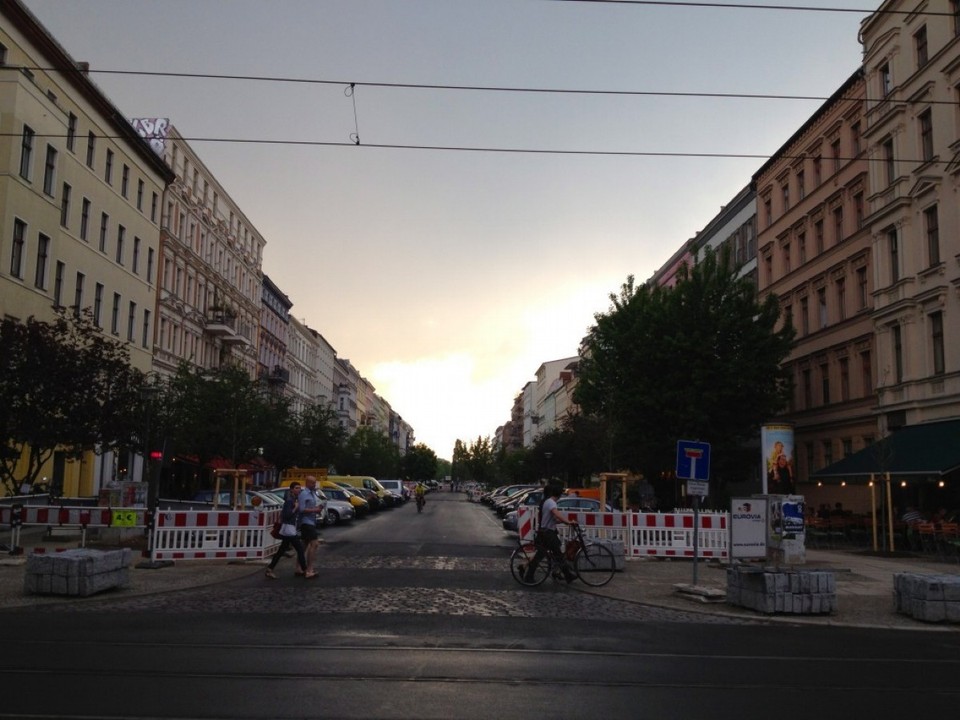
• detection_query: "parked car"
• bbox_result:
[190,489,282,510]
[336,482,382,512]
[502,495,614,532]
[321,481,369,517]
[270,486,353,525]
[379,480,410,502]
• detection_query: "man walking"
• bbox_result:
[298,475,324,577]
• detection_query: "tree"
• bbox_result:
[575,247,795,503]
[0,311,144,495]
[402,443,438,481]
[341,426,400,478]
[295,403,346,470]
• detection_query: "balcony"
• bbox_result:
[266,365,290,385]
[205,309,252,347]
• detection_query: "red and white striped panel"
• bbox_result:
[517,506,537,544]
[629,512,728,531]
[155,509,271,528]
[629,512,729,559]
[1,505,147,528]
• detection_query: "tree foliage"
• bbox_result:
[575,247,795,494]
[0,311,144,495]
[401,443,438,481]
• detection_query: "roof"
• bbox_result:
[809,418,960,482]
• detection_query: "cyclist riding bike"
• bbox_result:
[414,481,427,512]
[524,483,577,583]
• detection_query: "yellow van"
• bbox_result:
[329,475,396,508]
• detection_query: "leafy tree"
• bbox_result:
[340,426,400,478]
[0,311,144,495]
[575,247,795,504]
[296,403,346,470]
[401,443,438,481]
[462,435,496,486]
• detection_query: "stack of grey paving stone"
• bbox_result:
[893,572,960,623]
[24,548,132,597]
[726,565,836,615]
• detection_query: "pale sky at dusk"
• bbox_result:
[23,0,870,459]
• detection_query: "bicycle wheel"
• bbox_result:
[573,543,617,587]
[510,545,550,586]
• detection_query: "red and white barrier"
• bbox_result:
[1,504,148,552]
[517,506,729,559]
[149,508,281,562]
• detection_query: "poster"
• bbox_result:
[730,497,768,559]
[760,423,795,494]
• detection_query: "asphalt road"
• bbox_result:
[3,493,959,719]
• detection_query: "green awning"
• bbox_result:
[809,418,960,482]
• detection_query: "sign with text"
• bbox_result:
[730,497,768,559]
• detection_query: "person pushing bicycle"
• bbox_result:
[524,483,577,583]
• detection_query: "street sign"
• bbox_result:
[676,440,711,482]
[686,480,709,497]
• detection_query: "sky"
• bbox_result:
[22,0,871,459]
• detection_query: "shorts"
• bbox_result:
[299,523,319,543]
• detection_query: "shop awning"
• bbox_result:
[809,418,960,482]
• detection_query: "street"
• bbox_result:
[2,492,959,719]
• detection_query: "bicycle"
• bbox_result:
[509,522,617,588]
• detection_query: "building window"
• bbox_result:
[818,287,828,328]
[19,125,35,180]
[53,261,64,307]
[888,227,899,283]
[822,440,833,468]
[851,122,861,155]
[815,219,824,254]
[813,155,822,185]
[127,302,137,342]
[854,193,864,230]
[919,109,933,162]
[34,233,49,289]
[121,165,130,198]
[137,179,144,211]
[832,139,841,172]
[924,204,940,266]
[93,283,104,327]
[105,149,114,184]
[892,325,904,383]
[10,218,26,278]
[915,25,928,67]
[800,296,809,335]
[802,369,812,408]
[797,170,805,200]
[74,272,85,317]
[857,267,868,309]
[57,183,71,229]
[880,62,892,97]
[836,277,846,321]
[111,293,121,335]
[99,213,109,253]
[43,145,57,196]
[798,232,806,264]
[783,243,791,273]
[147,247,155,284]
[142,309,151,348]
[116,225,125,265]
[66,113,77,152]
[931,311,944,375]
[133,237,141,274]
[861,350,872,396]
[764,197,772,227]
[833,206,844,245]
[882,138,895,185]
[151,192,158,223]
[842,438,853,457]
[86,132,96,168]
[839,357,850,401]
[782,182,789,211]
[80,198,90,241]
[821,363,830,404]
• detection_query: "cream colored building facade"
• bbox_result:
[860,1,960,432]
[756,69,876,484]
[131,122,262,379]
[1,4,173,374]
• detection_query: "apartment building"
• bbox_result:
[0,2,174,374]
[860,1,960,431]
[288,315,318,415]
[132,122,262,379]
[755,69,875,488]
[259,273,291,390]
[691,184,758,283]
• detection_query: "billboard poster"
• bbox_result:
[730,497,768,559]
[760,423,795,494]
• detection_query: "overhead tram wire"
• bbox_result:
[542,0,953,18]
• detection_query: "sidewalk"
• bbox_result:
[2,527,959,630]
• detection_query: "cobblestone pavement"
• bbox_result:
[3,554,761,624]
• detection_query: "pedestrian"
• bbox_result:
[265,482,312,579]
[298,475,324,578]
[524,483,577,583]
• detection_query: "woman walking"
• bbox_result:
[265,482,314,579]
